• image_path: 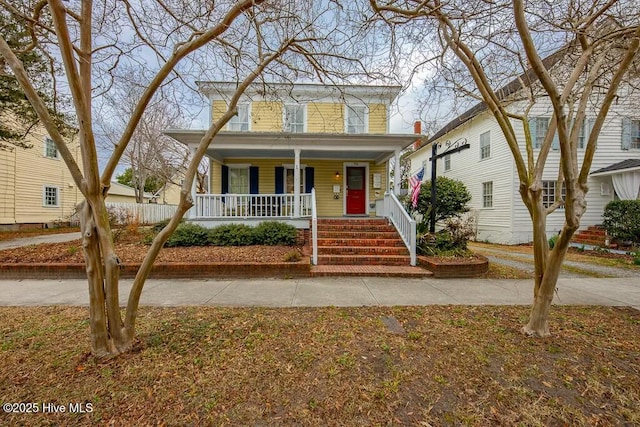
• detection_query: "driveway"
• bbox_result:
[0,232,82,250]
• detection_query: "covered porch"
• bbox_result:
[164,130,417,220]
[165,130,419,265]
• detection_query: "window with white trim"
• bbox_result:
[44,137,59,159]
[632,119,640,149]
[576,120,587,149]
[43,186,59,207]
[480,131,490,159]
[542,180,566,209]
[534,117,550,149]
[444,154,451,171]
[284,167,305,194]
[228,167,249,193]
[284,104,305,133]
[346,105,366,134]
[228,104,250,131]
[482,181,493,208]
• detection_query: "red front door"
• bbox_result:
[346,167,366,215]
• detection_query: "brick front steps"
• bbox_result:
[311,265,432,278]
[571,225,607,247]
[316,218,412,266]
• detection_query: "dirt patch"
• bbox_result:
[0,306,638,425]
[0,232,305,264]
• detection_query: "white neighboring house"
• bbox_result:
[408,85,640,245]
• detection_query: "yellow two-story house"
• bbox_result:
[166,82,420,266]
[167,82,414,217]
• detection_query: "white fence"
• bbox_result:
[105,202,178,225]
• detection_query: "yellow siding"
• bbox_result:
[12,128,83,224]
[0,147,16,224]
[368,103,387,133]
[212,100,227,123]
[159,182,181,205]
[210,161,222,193]
[252,101,282,131]
[219,158,387,217]
[306,103,344,133]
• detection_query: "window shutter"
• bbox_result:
[221,165,229,194]
[622,117,631,150]
[304,167,315,193]
[275,166,284,194]
[249,166,259,194]
[528,117,537,148]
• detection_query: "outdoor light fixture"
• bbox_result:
[335,171,340,179]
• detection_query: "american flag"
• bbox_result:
[409,167,425,208]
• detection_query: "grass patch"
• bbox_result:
[1,306,639,425]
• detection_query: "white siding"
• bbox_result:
[408,88,640,245]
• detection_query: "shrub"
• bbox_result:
[253,221,297,246]
[283,250,302,262]
[602,200,640,244]
[548,234,559,249]
[209,224,255,246]
[407,176,471,223]
[151,218,180,233]
[165,223,211,247]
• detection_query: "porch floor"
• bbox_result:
[310,265,432,278]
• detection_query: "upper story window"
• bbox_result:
[622,118,640,150]
[284,104,305,133]
[480,131,490,159]
[44,137,59,159]
[346,105,367,134]
[444,154,451,171]
[533,117,549,149]
[228,104,250,131]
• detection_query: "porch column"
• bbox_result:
[393,149,401,195]
[294,148,301,217]
[188,145,197,219]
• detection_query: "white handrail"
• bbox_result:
[193,193,312,219]
[311,188,318,265]
[385,192,417,266]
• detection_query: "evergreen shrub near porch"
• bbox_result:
[160,221,298,247]
[602,200,640,245]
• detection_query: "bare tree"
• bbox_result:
[0,0,367,356]
[369,0,640,336]
[98,75,188,203]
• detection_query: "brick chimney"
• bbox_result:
[413,121,422,150]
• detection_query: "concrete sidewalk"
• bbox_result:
[0,232,81,250]
[1,277,638,310]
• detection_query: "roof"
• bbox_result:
[591,159,640,176]
[420,46,570,147]
[196,81,403,104]
[164,130,417,165]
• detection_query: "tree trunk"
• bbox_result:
[79,198,134,357]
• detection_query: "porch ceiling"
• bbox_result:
[165,130,417,163]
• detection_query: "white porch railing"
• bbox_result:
[385,192,417,266]
[193,193,312,219]
[311,188,318,265]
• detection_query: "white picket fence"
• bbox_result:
[105,202,178,225]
